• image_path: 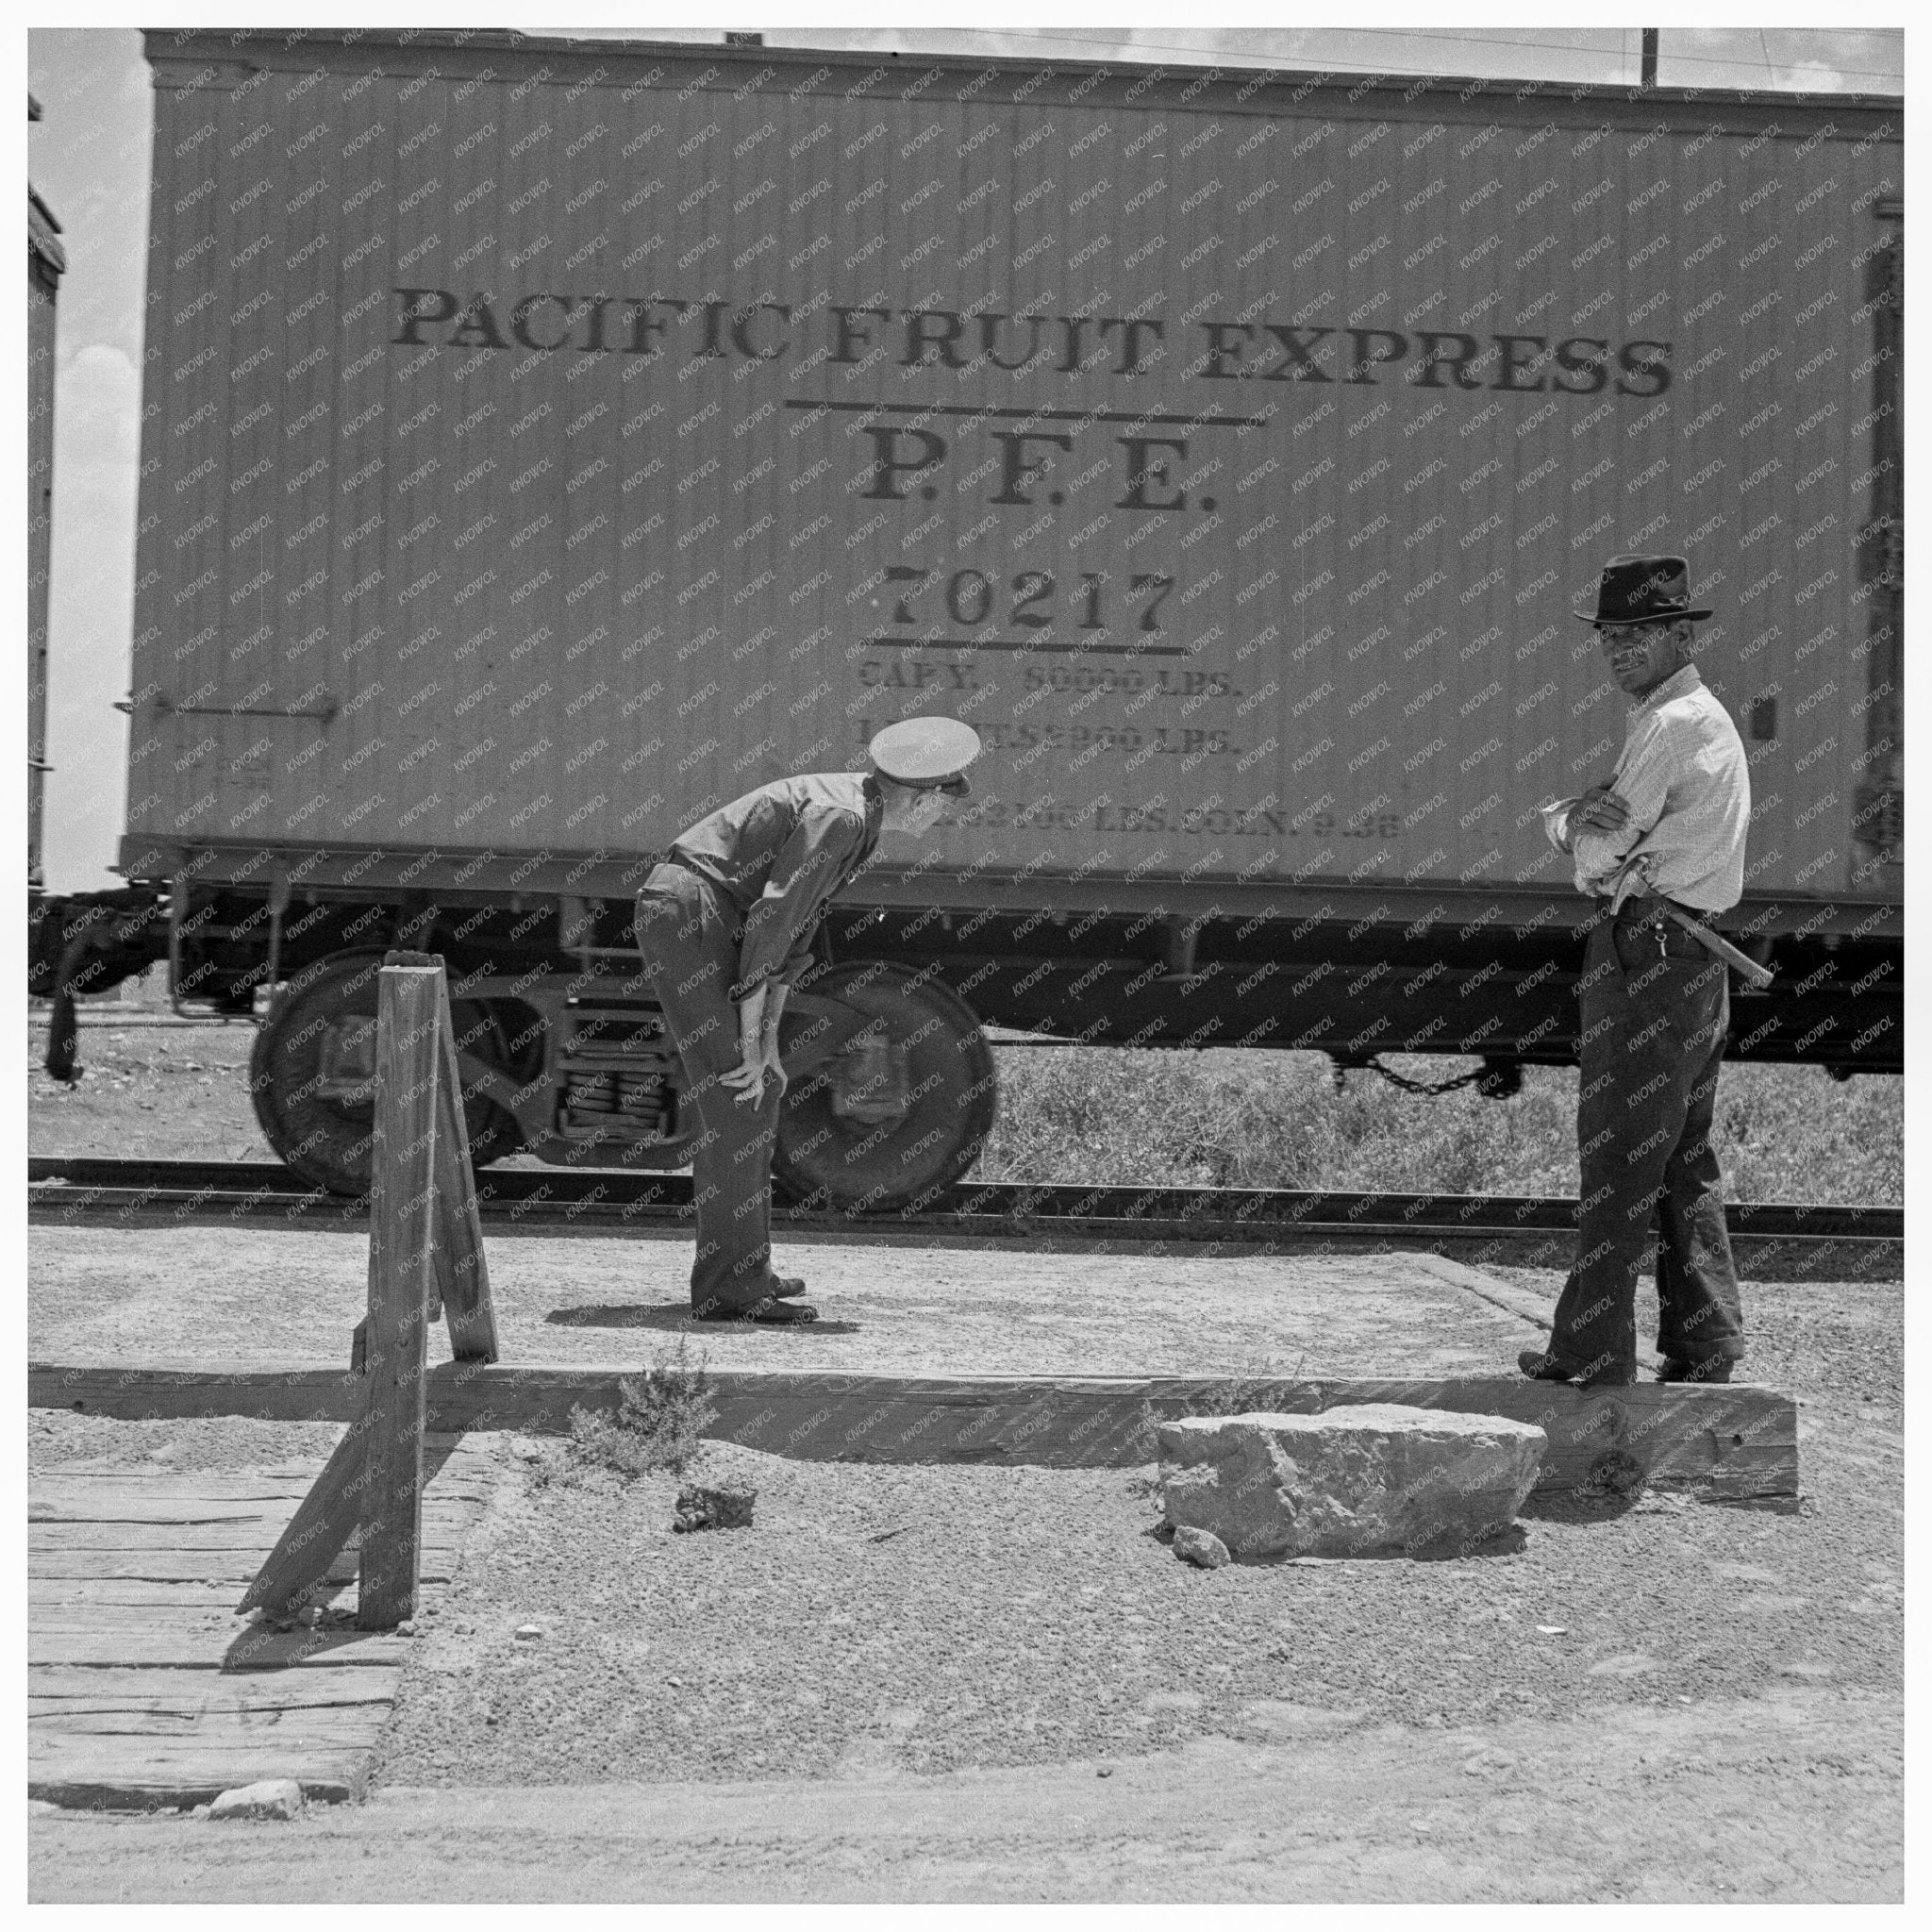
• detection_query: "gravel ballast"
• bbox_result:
[26,1268,1900,1898]
[368,1309,1901,1790]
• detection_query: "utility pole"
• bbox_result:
[1640,28,1658,89]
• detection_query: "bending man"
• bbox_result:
[634,717,981,1324]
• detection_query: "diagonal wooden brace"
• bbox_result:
[240,950,498,1629]
[235,1398,375,1618]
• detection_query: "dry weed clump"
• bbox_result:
[533,1338,719,1487]
[977,1047,1900,1205]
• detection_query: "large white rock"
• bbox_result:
[207,1778,305,1822]
[1158,1405,1546,1559]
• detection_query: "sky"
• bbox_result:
[22,17,1908,892]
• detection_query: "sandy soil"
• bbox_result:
[25,1019,1904,1901]
[28,1222,1539,1380]
[354,1429,1900,1778]
[27,1014,273,1162]
[24,1251,1905,1902]
[30,1690,1902,1902]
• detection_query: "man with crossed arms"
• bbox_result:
[1521,553,1752,1390]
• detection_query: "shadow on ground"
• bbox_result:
[545,1302,861,1336]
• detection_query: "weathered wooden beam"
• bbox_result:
[28,1361,1799,1499]
[28,1734,373,1809]
[233,1410,371,1618]
[355,959,441,1628]
[28,1619,411,1671]
[29,1667,399,1714]
[433,969,498,1362]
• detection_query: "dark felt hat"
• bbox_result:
[868,716,982,794]
[1574,554,1713,627]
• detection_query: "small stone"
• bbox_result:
[396,1620,418,1638]
[1173,1525,1231,1570]
[1584,1449,1646,1497]
[674,1481,756,1532]
[515,1623,543,1641]
[208,1779,304,1822]
[509,1436,543,1461]
[1587,1652,1657,1678]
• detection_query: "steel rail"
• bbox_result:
[25,1157,1902,1264]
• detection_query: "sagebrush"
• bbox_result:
[548,1337,719,1482]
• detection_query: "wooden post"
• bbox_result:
[242,949,499,1627]
[430,961,499,1362]
[356,957,441,1628]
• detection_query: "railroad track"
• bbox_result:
[25,1157,1900,1278]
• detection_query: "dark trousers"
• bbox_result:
[634,862,785,1315]
[1547,913,1747,1379]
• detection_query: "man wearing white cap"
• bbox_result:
[634,717,981,1323]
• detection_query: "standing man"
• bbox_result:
[1521,555,1752,1388]
[634,718,981,1324]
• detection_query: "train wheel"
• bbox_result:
[249,951,523,1197]
[772,962,997,1213]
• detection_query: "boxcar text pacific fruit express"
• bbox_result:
[28,29,1902,1208]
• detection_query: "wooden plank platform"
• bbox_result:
[28,1439,500,1809]
[29,1361,1798,1499]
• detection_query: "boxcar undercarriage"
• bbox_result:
[28,852,1900,1210]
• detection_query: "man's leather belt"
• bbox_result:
[1610,894,1699,925]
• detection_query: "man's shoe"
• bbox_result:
[1518,1348,1583,1382]
[1656,1355,1735,1384]
[1517,1348,1636,1390]
[772,1276,808,1299]
[693,1295,818,1325]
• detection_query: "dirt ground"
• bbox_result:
[30,1689,1902,1902]
[26,1252,1904,1903]
[25,1012,1906,1901]
[29,1220,1541,1380]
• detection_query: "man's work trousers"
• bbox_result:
[1546,913,1748,1380]
[634,862,785,1316]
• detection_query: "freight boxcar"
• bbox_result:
[43,29,1904,1205]
[28,95,64,894]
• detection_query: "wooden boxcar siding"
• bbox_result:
[29,192,63,889]
[129,36,1899,908]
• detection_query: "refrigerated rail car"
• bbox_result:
[41,30,1904,1203]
